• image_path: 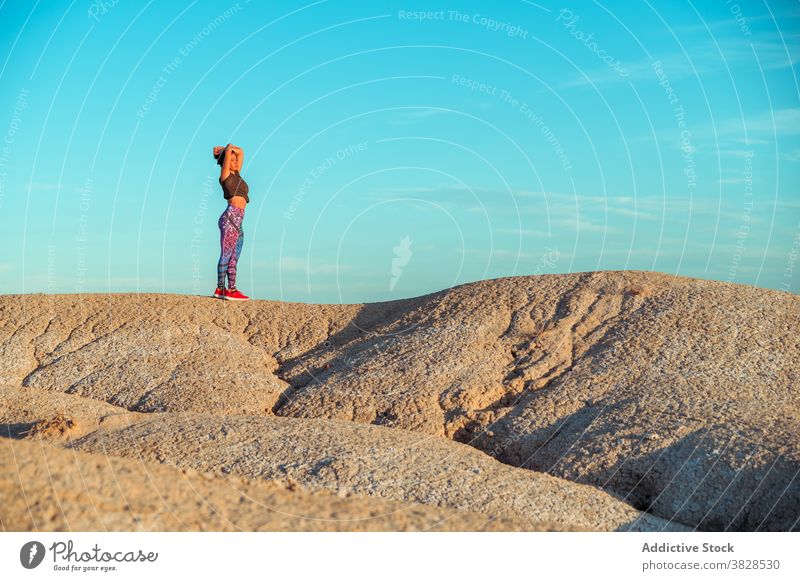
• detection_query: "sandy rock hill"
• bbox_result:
[1,270,797,531]
[2,438,573,532]
[0,386,676,531]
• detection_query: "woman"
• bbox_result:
[212,143,249,301]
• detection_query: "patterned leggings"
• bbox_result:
[217,205,244,289]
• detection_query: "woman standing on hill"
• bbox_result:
[212,143,249,301]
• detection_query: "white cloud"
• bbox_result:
[461,248,538,259]
[716,149,757,158]
[781,149,800,161]
[551,217,621,234]
[719,108,800,135]
[388,108,456,125]
[280,256,352,274]
[607,207,659,220]
[496,227,548,237]
[560,32,800,90]
[26,182,61,191]
[734,137,771,145]
[373,184,469,194]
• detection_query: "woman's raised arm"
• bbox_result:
[219,143,233,181]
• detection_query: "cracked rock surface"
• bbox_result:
[3,438,573,532]
[0,387,679,532]
[1,270,797,531]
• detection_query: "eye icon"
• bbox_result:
[20,541,46,569]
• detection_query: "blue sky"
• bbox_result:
[0,0,798,303]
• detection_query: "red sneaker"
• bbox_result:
[225,288,249,301]
[212,287,226,299]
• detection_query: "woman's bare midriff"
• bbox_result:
[228,197,246,209]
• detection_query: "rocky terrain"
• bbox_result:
[3,438,575,532]
[1,270,797,531]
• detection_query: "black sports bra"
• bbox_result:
[220,170,249,203]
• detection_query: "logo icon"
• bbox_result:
[390,234,413,292]
[20,541,46,569]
